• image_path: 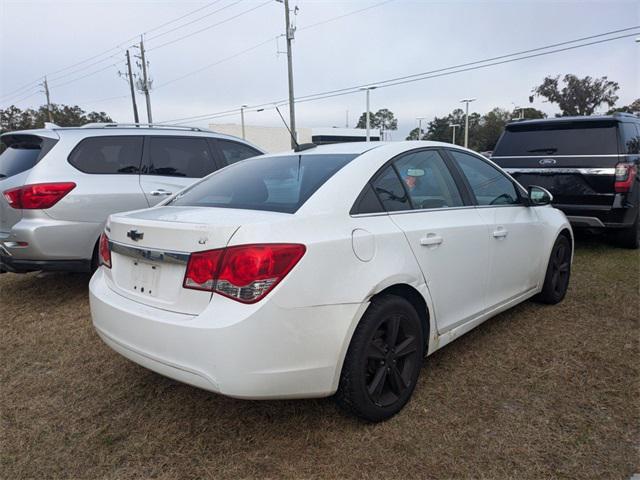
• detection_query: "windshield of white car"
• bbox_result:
[167,153,359,213]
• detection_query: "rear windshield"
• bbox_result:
[0,135,58,179]
[168,153,359,213]
[493,121,619,156]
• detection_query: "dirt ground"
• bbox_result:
[1,235,638,479]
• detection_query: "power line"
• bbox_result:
[298,0,396,31]
[161,28,639,124]
[0,0,250,102]
[143,0,227,35]
[146,0,273,52]
[146,0,243,41]
[154,35,281,89]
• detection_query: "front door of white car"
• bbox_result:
[139,136,220,205]
[372,149,491,334]
[447,149,543,307]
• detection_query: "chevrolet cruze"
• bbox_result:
[89,141,572,421]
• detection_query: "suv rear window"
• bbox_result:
[494,121,619,156]
[0,135,57,179]
[168,153,358,213]
[68,136,143,174]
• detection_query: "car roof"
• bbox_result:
[506,112,639,128]
[0,123,264,151]
[261,140,457,157]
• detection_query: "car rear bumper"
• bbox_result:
[89,268,364,399]
[0,254,90,273]
[0,217,102,268]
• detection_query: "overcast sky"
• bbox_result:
[1,0,638,138]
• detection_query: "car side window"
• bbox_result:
[68,136,143,174]
[393,150,463,209]
[146,137,215,178]
[449,150,521,206]
[371,166,411,212]
[217,140,261,165]
[622,123,640,154]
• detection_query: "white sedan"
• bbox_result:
[89,141,572,422]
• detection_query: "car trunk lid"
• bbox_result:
[104,206,286,315]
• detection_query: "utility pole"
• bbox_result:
[360,86,377,142]
[416,117,425,140]
[460,98,476,148]
[42,76,53,122]
[124,50,139,123]
[240,105,248,139]
[138,35,153,123]
[450,124,460,144]
[345,110,349,128]
[283,0,297,148]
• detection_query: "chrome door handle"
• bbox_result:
[150,189,173,196]
[420,234,443,246]
[492,228,508,238]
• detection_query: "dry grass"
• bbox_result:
[1,235,638,479]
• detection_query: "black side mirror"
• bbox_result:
[527,185,553,206]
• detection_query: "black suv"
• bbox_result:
[492,113,640,248]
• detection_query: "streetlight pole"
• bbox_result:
[360,86,377,142]
[416,117,425,140]
[450,124,460,144]
[460,98,476,148]
[240,105,248,139]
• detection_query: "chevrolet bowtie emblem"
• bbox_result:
[126,229,144,242]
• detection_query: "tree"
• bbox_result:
[607,98,640,114]
[355,108,398,130]
[533,74,619,116]
[511,107,546,120]
[0,104,113,135]
[475,108,511,152]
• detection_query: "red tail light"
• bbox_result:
[98,233,111,268]
[614,163,637,193]
[183,243,306,303]
[3,182,76,209]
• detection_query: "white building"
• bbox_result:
[209,123,381,153]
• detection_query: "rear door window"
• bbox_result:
[493,121,619,156]
[393,150,463,209]
[449,150,521,206]
[216,139,262,165]
[145,137,216,178]
[0,135,57,179]
[68,136,143,174]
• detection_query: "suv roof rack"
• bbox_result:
[78,123,212,132]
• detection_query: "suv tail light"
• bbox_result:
[3,182,76,209]
[614,163,637,193]
[98,233,111,268]
[183,243,306,303]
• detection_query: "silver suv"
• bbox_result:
[0,123,263,273]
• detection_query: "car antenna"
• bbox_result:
[274,105,316,152]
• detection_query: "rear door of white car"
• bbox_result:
[139,136,221,205]
[371,148,491,334]
[445,149,542,308]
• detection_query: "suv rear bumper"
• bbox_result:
[555,202,638,229]
[0,254,91,273]
[0,217,101,272]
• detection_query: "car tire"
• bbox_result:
[535,234,571,305]
[336,294,424,422]
[616,212,640,249]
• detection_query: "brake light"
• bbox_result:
[98,233,111,268]
[2,182,76,209]
[183,243,306,303]
[614,163,637,193]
